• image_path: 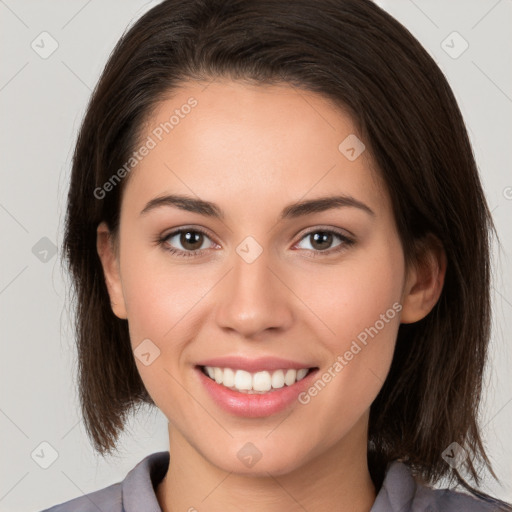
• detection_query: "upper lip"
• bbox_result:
[196,356,317,373]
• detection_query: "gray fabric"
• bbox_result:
[40,451,506,511]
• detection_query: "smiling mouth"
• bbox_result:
[198,365,318,394]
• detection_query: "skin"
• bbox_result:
[97,80,446,512]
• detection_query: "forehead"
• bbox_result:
[122,79,388,219]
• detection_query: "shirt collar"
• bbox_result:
[370,461,417,512]
[122,451,169,512]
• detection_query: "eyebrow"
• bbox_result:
[139,193,375,219]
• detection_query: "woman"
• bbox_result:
[43,0,511,510]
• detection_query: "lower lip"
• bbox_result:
[195,366,318,418]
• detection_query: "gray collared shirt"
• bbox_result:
[40,451,506,511]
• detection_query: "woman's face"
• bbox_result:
[100,80,414,475]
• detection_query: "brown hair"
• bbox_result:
[63,0,508,504]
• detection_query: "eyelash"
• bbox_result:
[156,227,355,259]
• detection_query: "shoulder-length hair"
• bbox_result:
[64,0,502,499]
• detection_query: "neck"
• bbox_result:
[156,420,376,512]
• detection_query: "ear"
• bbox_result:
[96,221,128,319]
[400,234,447,324]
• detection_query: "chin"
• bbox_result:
[205,439,313,477]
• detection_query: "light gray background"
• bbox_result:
[0,1,511,511]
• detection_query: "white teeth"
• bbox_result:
[284,369,297,386]
[214,367,223,384]
[253,371,272,392]
[297,368,308,380]
[202,366,311,393]
[234,370,252,390]
[271,369,285,389]
[223,367,235,387]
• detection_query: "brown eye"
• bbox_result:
[295,229,355,256]
[179,230,204,251]
[162,229,214,254]
[309,232,334,251]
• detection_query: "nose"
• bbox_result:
[214,246,294,339]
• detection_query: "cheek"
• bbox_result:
[293,242,404,440]
[119,256,202,413]
[293,239,405,352]
[118,241,220,407]
[119,237,209,344]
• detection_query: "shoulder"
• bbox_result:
[39,451,170,512]
[40,482,122,512]
[372,461,510,512]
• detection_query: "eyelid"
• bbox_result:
[291,226,355,257]
[160,225,217,243]
[158,225,355,257]
[294,224,356,242]
[159,225,219,252]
